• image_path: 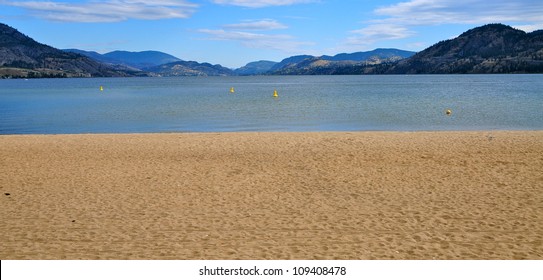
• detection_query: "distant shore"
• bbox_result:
[1,131,542,259]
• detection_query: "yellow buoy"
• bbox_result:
[273,89,278,98]
[100,86,103,91]
[230,87,235,93]
[446,109,452,115]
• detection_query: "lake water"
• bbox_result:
[1,75,542,134]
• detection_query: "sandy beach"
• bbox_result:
[1,131,542,259]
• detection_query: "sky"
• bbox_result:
[1,0,542,68]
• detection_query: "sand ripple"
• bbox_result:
[1,131,542,259]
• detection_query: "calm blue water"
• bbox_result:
[1,75,542,134]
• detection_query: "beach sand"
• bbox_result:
[1,131,542,259]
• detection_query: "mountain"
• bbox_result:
[268,55,313,73]
[144,61,234,76]
[321,48,415,62]
[69,48,232,76]
[269,49,414,75]
[0,23,129,78]
[102,50,181,69]
[387,24,543,74]
[64,49,143,73]
[64,49,111,63]
[234,60,277,75]
[65,49,182,70]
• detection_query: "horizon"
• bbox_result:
[1,0,542,68]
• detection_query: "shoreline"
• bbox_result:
[2,128,543,136]
[1,131,542,259]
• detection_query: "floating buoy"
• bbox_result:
[100,86,103,91]
[446,109,452,115]
[230,87,235,93]
[273,89,278,98]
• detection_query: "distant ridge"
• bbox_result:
[269,49,415,75]
[65,49,182,70]
[144,61,234,76]
[66,48,233,76]
[234,60,278,75]
[102,50,182,69]
[321,48,416,62]
[268,55,314,73]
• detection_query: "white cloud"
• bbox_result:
[514,23,543,33]
[2,0,198,22]
[347,0,543,47]
[198,28,312,53]
[347,24,416,46]
[374,0,543,27]
[199,16,311,53]
[211,0,314,8]
[223,19,288,30]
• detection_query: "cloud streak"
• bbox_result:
[197,16,313,53]
[223,19,288,30]
[374,0,543,26]
[1,0,198,22]
[347,0,543,46]
[347,24,415,46]
[198,28,312,53]
[198,18,312,53]
[211,0,314,8]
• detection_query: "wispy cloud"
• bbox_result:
[374,0,543,26]
[211,0,314,8]
[347,24,416,46]
[346,0,543,47]
[198,28,312,53]
[223,19,288,30]
[198,15,312,53]
[513,23,543,32]
[1,0,198,22]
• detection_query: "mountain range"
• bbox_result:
[144,60,235,76]
[1,22,542,78]
[269,49,415,75]
[64,49,182,70]
[234,60,278,75]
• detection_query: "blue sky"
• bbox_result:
[1,0,542,68]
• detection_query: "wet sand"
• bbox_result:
[1,131,542,259]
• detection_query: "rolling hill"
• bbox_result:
[234,60,278,75]
[269,49,415,75]
[144,61,234,76]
